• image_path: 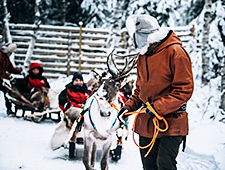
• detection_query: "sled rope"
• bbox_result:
[111,102,169,157]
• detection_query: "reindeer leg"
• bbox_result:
[90,142,97,168]
[100,142,112,170]
[82,137,93,170]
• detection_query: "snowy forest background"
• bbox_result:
[0,0,225,169]
[1,0,224,124]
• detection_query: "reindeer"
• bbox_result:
[82,50,137,170]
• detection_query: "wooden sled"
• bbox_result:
[3,78,61,123]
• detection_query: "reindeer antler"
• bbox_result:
[107,49,117,78]
[107,49,138,80]
[119,55,138,77]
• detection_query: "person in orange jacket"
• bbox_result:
[118,15,194,170]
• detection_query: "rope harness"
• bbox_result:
[111,102,169,157]
[87,97,118,132]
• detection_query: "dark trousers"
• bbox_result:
[139,135,183,170]
[0,83,12,111]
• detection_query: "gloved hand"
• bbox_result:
[20,70,26,77]
[145,103,156,119]
[64,102,71,111]
[117,108,129,124]
[30,88,38,94]
[9,75,16,84]
[40,80,46,87]
[41,87,48,94]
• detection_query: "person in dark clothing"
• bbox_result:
[58,72,89,112]
[0,43,22,115]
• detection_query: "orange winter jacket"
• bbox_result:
[123,31,194,138]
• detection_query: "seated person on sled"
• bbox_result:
[0,43,22,115]
[59,72,89,111]
[58,72,89,145]
[22,62,50,111]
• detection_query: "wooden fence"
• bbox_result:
[9,23,196,79]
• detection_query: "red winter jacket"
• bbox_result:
[58,83,89,111]
[22,63,50,93]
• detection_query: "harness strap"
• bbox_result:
[88,98,97,131]
[182,136,186,152]
[88,98,118,132]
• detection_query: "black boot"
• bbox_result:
[5,95,15,115]
[7,109,15,115]
[110,145,122,162]
[69,141,76,159]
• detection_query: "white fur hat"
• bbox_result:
[126,15,160,39]
[1,43,17,53]
[126,15,169,54]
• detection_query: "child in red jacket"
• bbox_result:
[58,72,89,112]
[22,62,50,94]
[22,62,50,110]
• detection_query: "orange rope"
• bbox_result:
[124,102,169,157]
[109,101,169,157]
[110,102,120,112]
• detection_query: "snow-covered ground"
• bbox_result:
[0,73,225,170]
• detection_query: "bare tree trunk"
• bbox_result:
[220,56,225,113]
[2,0,16,66]
[24,0,41,71]
[66,31,72,76]
[3,0,12,43]
[62,0,67,25]
[78,22,83,73]
[201,0,212,85]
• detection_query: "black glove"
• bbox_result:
[64,102,71,111]
[9,75,16,84]
[117,108,129,124]
[145,103,156,119]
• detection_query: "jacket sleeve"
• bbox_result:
[43,77,50,88]
[123,76,143,111]
[153,47,194,115]
[58,89,68,111]
[6,58,21,74]
[21,76,32,93]
[0,72,10,79]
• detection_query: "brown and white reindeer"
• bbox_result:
[82,50,137,170]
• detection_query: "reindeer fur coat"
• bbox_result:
[123,31,194,138]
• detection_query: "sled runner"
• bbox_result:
[24,108,61,122]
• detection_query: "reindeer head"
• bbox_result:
[96,49,138,103]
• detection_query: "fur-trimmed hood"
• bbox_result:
[126,15,170,54]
